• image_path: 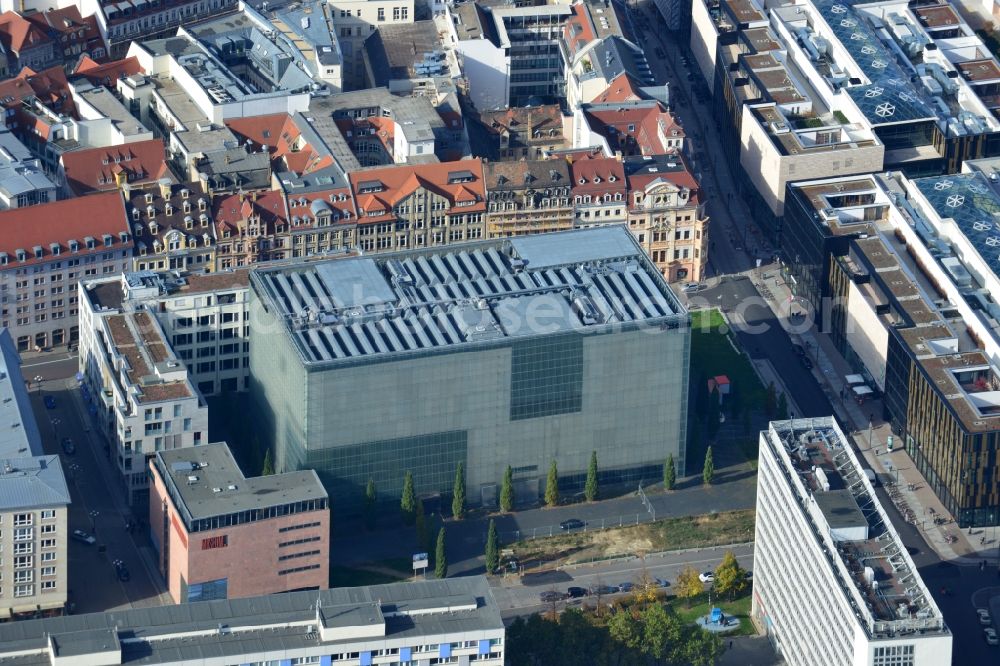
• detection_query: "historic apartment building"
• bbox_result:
[0,192,133,351]
[484,160,573,237]
[126,181,217,273]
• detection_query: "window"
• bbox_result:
[42,552,55,562]
[13,513,32,526]
[41,524,55,534]
[42,580,56,590]
[393,6,399,19]
[14,584,33,597]
[41,539,55,549]
[13,527,32,541]
[377,7,384,20]
[41,566,56,577]
[14,555,33,569]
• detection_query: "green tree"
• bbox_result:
[714,550,749,600]
[363,477,376,531]
[663,454,676,491]
[434,527,447,578]
[414,497,429,551]
[765,381,777,418]
[400,470,416,526]
[499,465,514,513]
[702,446,714,486]
[675,566,703,607]
[451,462,466,520]
[777,392,789,421]
[485,518,499,573]
[607,609,642,652]
[640,603,677,659]
[544,459,559,507]
[261,448,274,476]
[585,451,599,501]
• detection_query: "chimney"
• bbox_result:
[157,178,171,200]
[121,181,131,199]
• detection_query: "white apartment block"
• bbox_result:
[0,328,71,620]
[754,418,951,666]
[327,0,415,89]
[78,285,208,507]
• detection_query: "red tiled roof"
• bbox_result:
[626,155,700,205]
[0,191,130,268]
[212,190,287,234]
[349,159,486,222]
[0,11,51,54]
[72,55,142,85]
[226,114,335,176]
[568,156,626,197]
[594,72,646,104]
[0,65,76,117]
[564,4,596,57]
[61,139,170,196]
[27,6,102,46]
[585,102,684,157]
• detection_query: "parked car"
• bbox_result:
[978,608,992,626]
[71,530,96,545]
[567,586,588,598]
[114,560,130,582]
[560,518,585,531]
[539,590,565,603]
[43,395,56,409]
[617,582,634,593]
[61,438,75,455]
[589,584,619,596]
[984,627,998,646]
[791,344,806,357]
[699,572,714,583]
[654,578,671,588]
[682,282,704,293]
[800,355,814,370]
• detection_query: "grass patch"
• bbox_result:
[329,566,406,588]
[690,310,766,410]
[511,509,755,569]
[669,592,756,636]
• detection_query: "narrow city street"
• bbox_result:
[24,358,169,614]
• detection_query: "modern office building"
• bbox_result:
[77,281,208,508]
[782,169,1000,526]
[249,226,690,513]
[754,418,951,665]
[149,441,329,604]
[0,328,71,620]
[0,576,505,665]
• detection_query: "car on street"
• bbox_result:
[699,572,714,583]
[800,355,814,370]
[71,530,96,545]
[985,627,998,646]
[567,586,588,598]
[560,518,585,531]
[978,608,992,626]
[539,590,565,603]
[682,282,705,293]
[44,395,56,409]
[589,584,619,596]
[61,438,75,455]
[617,582,634,593]
[791,344,806,357]
[114,561,130,582]
[654,578,671,588]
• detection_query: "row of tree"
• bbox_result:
[361,447,713,533]
[672,551,750,606]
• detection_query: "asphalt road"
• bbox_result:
[490,542,755,618]
[29,375,169,614]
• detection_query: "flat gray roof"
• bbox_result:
[0,329,42,460]
[814,489,867,530]
[0,577,503,666]
[0,455,71,512]
[251,227,685,366]
[156,442,326,524]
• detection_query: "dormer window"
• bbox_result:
[16,249,26,262]
[119,232,129,244]
[609,175,617,182]
[165,203,174,216]
[50,243,60,255]
[85,237,96,249]
[69,240,79,252]
[184,215,194,230]
[198,198,206,211]
[594,176,602,184]
[103,234,112,247]
[33,246,43,259]
[0,252,7,265]
[145,193,153,204]
[183,200,191,214]
[181,188,189,199]
[132,208,140,221]
[200,213,209,227]
[149,222,158,235]
[147,205,156,219]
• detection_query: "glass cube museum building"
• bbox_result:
[248,227,690,512]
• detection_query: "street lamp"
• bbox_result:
[33,375,43,392]
[89,510,99,534]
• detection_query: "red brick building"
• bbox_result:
[149,442,329,604]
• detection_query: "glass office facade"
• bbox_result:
[250,292,690,514]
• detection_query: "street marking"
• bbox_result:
[21,355,77,369]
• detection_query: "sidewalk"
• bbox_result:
[753,271,996,565]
